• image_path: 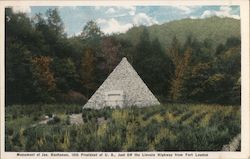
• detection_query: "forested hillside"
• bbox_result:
[118,17,240,51]
[5,8,241,105]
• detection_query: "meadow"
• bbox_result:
[5,104,240,151]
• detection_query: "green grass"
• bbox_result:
[5,103,240,151]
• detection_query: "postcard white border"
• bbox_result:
[0,1,249,159]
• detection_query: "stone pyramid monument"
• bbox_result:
[83,57,160,109]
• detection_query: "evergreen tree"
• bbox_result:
[134,28,174,100]
[46,8,64,36]
[80,20,104,55]
[5,8,35,104]
[6,43,35,104]
[52,57,78,93]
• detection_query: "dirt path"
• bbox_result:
[222,133,241,151]
[69,114,84,125]
[31,118,53,127]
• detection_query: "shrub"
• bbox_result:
[53,116,60,123]
[33,116,39,121]
[66,116,70,125]
[12,114,17,119]
[47,113,53,118]
[6,127,14,136]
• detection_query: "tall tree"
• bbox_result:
[80,20,104,54]
[6,43,35,104]
[31,56,56,102]
[168,36,182,67]
[101,36,121,73]
[134,27,151,65]
[52,57,78,93]
[34,8,66,57]
[169,47,192,101]
[46,8,64,37]
[182,62,213,102]
[80,48,95,98]
[80,20,103,40]
[148,38,174,97]
[133,28,174,100]
[5,8,36,104]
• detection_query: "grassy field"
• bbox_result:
[5,104,240,151]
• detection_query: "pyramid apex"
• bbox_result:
[122,57,127,61]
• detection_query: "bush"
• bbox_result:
[33,116,39,121]
[59,90,87,104]
[12,114,17,119]
[47,113,53,118]
[6,127,14,136]
[66,116,70,125]
[53,116,60,123]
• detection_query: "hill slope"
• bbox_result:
[118,16,240,50]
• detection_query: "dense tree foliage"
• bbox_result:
[5,8,240,105]
[119,17,240,50]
